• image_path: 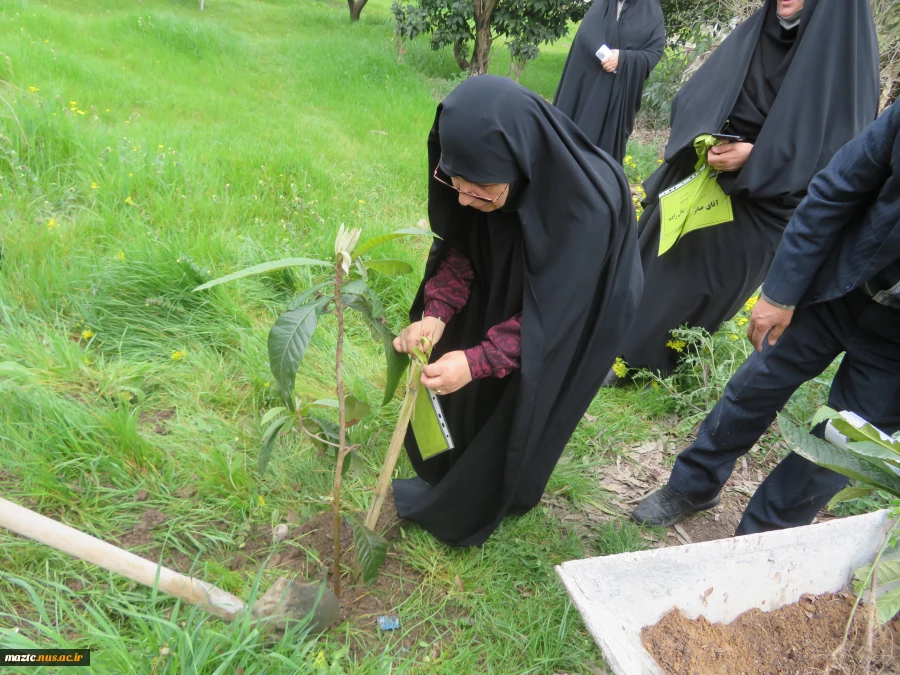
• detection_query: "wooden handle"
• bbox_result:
[0,497,245,620]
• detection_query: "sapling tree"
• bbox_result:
[779,409,900,669]
[194,224,434,596]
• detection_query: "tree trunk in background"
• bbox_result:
[469,0,498,76]
[348,0,368,22]
[453,40,471,71]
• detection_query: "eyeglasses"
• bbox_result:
[433,165,509,204]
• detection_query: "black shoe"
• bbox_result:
[631,484,720,527]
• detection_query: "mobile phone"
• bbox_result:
[711,133,746,143]
[595,44,612,61]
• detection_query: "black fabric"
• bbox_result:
[393,75,643,546]
[666,291,900,535]
[620,0,880,375]
[553,0,665,163]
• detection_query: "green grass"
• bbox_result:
[0,1,836,673]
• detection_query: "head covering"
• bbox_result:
[657,0,879,202]
[393,75,643,546]
[554,0,665,163]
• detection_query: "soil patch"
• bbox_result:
[232,498,448,658]
[642,592,900,675]
[631,125,669,153]
[138,408,176,435]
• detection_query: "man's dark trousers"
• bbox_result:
[669,290,900,535]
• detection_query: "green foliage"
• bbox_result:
[779,408,900,625]
[267,302,325,406]
[391,0,588,72]
[345,513,389,583]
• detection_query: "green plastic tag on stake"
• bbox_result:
[657,134,734,256]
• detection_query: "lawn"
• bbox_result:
[0,1,832,673]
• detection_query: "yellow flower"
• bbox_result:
[171,349,186,361]
[76,110,85,115]
[125,196,133,205]
[47,218,58,230]
[737,317,749,326]
[657,159,664,164]
[70,100,76,106]
[743,295,759,312]
[91,182,98,189]
[613,357,628,379]
[28,86,39,92]
[729,334,740,341]
[257,495,266,507]
[81,329,95,340]
[263,382,270,388]
[313,651,326,668]
[359,199,365,204]
[158,145,164,149]
[115,251,126,261]
[666,339,687,352]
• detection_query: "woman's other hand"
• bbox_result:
[601,49,620,73]
[420,351,472,394]
[707,142,754,172]
[393,317,445,354]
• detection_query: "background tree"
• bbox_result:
[392,0,590,76]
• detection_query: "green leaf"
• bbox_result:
[304,416,340,453]
[342,450,365,480]
[260,407,289,427]
[268,303,320,404]
[344,395,371,427]
[259,415,291,474]
[193,258,331,292]
[831,418,895,448]
[382,334,410,406]
[777,414,900,497]
[345,513,387,584]
[341,279,369,297]
[301,399,339,414]
[847,441,900,466]
[364,259,413,277]
[827,486,876,509]
[287,281,333,311]
[876,587,900,625]
[354,227,437,258]
[811,406,841,427]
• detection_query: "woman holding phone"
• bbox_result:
[554,0,665,164]
[607,0,880,381]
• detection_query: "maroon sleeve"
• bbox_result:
[464,312,522,379]
[423,247,474,323]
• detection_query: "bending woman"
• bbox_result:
[392,76,643,546]
[615,0,879,379]
[554,0,665,163]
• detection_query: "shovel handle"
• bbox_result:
[0,497,245,620]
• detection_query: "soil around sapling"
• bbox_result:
[642,592,900,675]
[231,496,453,658]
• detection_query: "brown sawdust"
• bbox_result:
[642,592,900,675]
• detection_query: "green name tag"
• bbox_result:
[658,166,733,256]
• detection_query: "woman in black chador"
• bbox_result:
[554,0,665,163]
[612,0,879,380]
[391,76,643,546]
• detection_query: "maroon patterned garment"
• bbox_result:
[423,247,522,379]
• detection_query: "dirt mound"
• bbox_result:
[642,592,900,675]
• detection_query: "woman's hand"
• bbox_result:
[420,351,472,395]
[393,317,445,354]
[601,49,620,73]
[707,142,754,172]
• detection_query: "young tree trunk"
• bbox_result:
[469,0,498,76]
[331,264,347,598]
[348,0,367,22]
